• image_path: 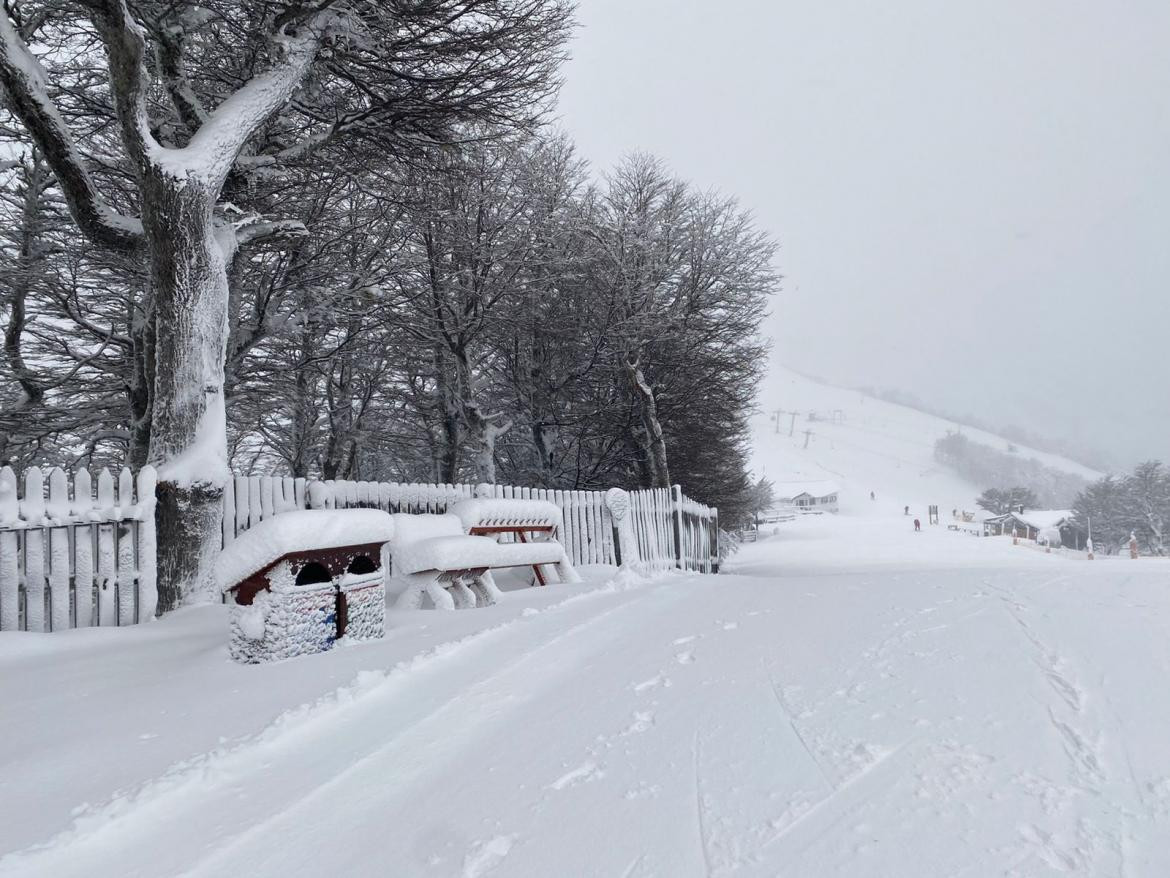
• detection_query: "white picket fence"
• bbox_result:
[0,468,719,633]
[0,466,157,632]
[223,477,720,573]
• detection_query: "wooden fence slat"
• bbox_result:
[590,491,604,565]
[117,468,137,625]
[579,491,591,566]
[248,476,262,528]
[563,491,576,564]
[0,467,18,631]
[221,477,236,548]
[22,467,46,632]
[47,468,72,630]
[137,467,158,621]
[578,491,589,565]
[277,476,292,512]
[260,476,275,523]
[581,490,594,563]
[72,468,95,628]
[96,468,117,627]
[234,476,249,536]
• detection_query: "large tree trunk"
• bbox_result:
[322,357,354,481]
[624,356,670,488]
[141,171,231,611]
[288,368,318,478]
[434,345,465,484]
[467,405,511,484]
[1,4,326,612]
[531,420,556,485]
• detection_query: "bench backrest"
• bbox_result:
[450,498,564,535]
[389,512,464,550]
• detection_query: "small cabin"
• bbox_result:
[773,481,840,515]
[982,509,1084,549]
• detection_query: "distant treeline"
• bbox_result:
[934,433,1089,509]
[866,387,1112,472]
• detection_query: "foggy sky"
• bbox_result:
[557,0,1170,470]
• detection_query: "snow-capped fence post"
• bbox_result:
[671,484,684,570]
[308,481,332,510]
[605,488,637,568]
[0,465,159,631]
[706,508,716,578]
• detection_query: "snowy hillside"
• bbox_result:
[750,366,1101,516]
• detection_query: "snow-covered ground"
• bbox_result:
[0,373,1159,876]
[2,514,1169,877]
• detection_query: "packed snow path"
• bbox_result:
[2,521,1169,876]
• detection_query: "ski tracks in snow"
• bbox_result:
[0,577,688,878]
[987,574,1150,874]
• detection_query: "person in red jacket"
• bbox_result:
[913,518,921,532]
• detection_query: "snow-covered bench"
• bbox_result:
[391,501,579,610]
[451,498,580,587]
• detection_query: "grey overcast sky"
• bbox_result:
[557,0,1170,469]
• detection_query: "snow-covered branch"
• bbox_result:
[150,17,332,189]
[0,12,143,251]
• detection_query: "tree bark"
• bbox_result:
[624,356,671,488]
[434,344,465,484]
[141,170,232,609]
[127,295,154,468]
[3,154,48,409]
[468,405,511,484]
[531,420,556,485]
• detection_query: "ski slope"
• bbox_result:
[750,366,1100,516]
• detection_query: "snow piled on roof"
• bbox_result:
[216,509,395,590]
[1016,509,1074,529]
[980,509,1073,529]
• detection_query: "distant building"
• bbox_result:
[771,480,840,515]
[981,509,1086,549]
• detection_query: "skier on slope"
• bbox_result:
[914,518,921,532]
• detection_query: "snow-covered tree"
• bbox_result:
[975,486,1039,515]
[1120,461,1169,555]
[0,0,571,609]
